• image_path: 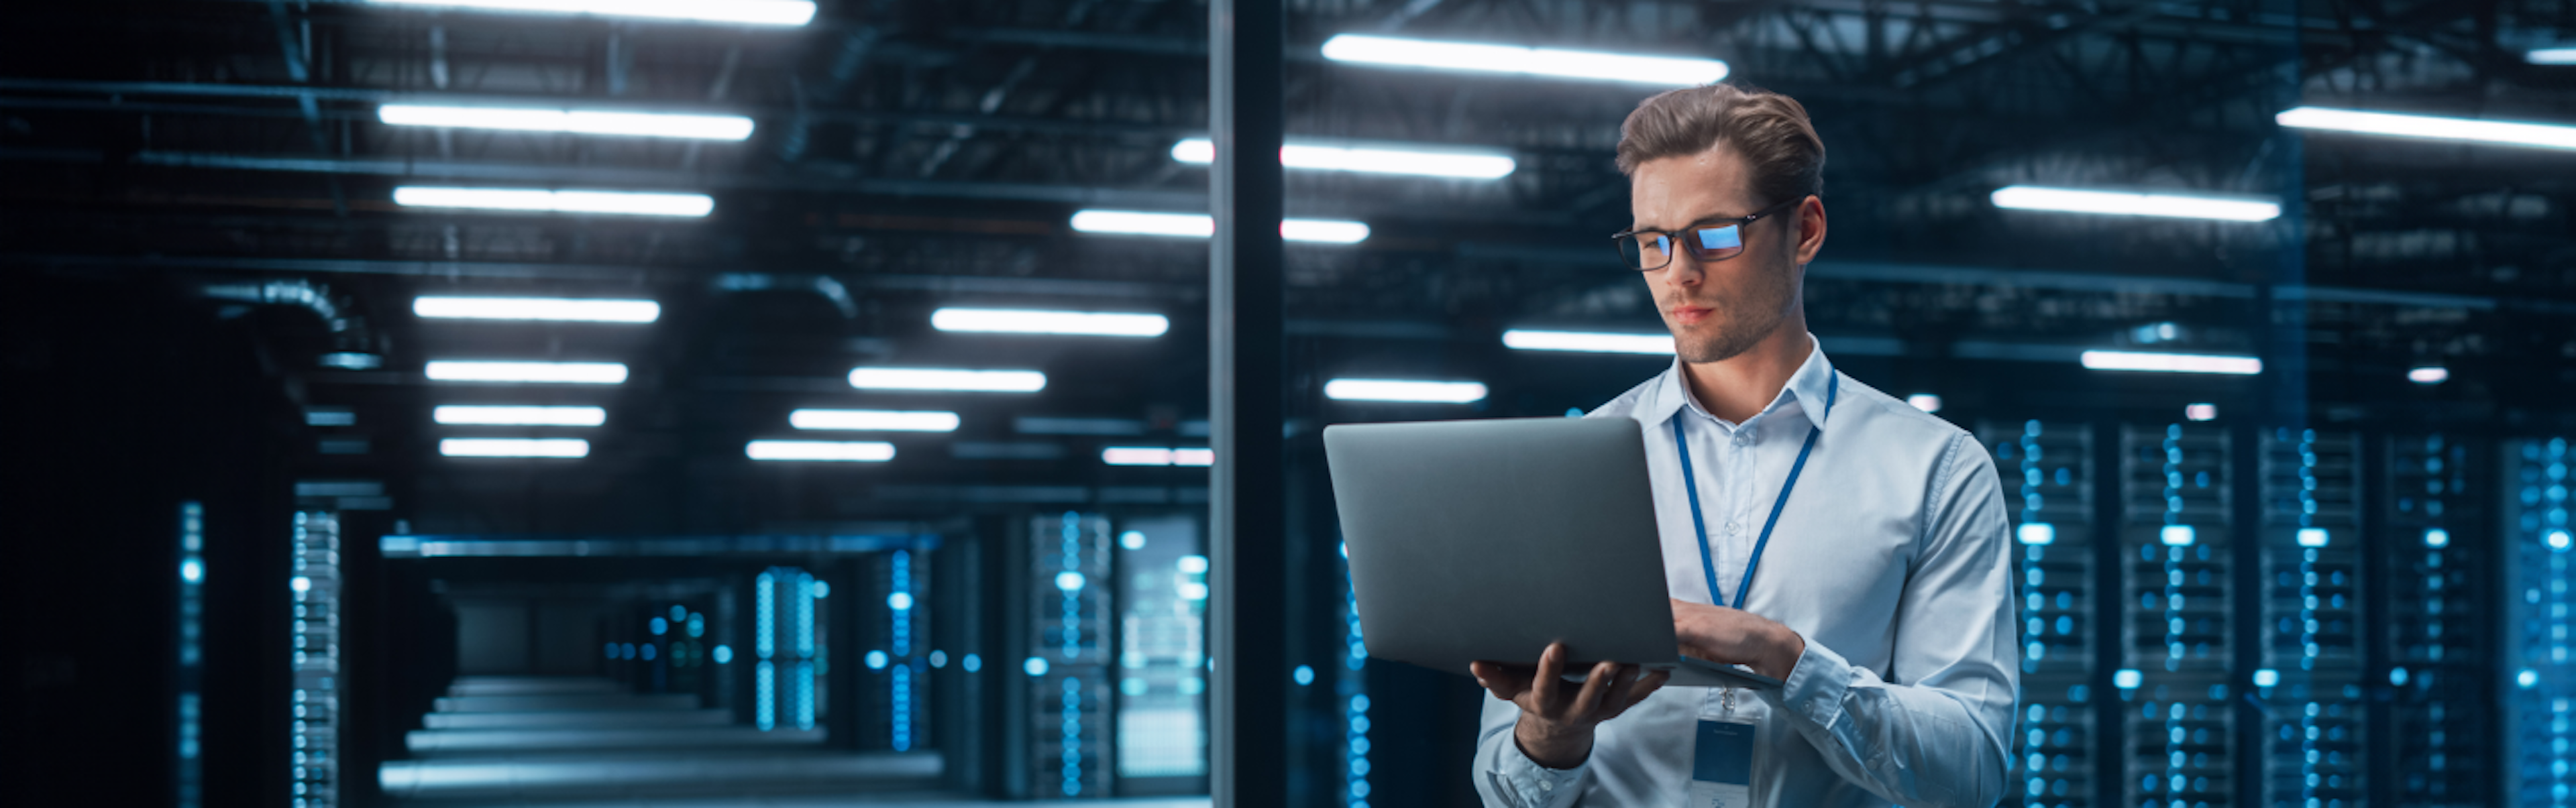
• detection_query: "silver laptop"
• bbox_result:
[1322,416,1780,689]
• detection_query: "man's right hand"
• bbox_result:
[1469,642,1669,769]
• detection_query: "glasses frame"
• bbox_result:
[1609,196,1805,272]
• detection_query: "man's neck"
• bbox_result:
[1680,324,1815,425]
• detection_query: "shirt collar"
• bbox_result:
[1644,333,1835,431]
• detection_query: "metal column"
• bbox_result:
[1208,0,1287,806]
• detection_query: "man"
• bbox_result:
[1467,83,2018,807]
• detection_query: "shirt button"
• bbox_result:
[1539,781,1555,792]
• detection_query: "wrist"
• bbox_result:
[1757,622,1806,680]
[1513,714,1594,770]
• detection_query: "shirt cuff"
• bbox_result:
[1490,733,1587,808]
[1770,635,1856,733]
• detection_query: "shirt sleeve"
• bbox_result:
[1472,695,1589,808]
[1756,430,2019,808]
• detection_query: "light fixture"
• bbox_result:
[2160,525,2196,546]
[2186,403,2219,421]
[425,361,629,384]
[2298,528,2330,547]
[439,438,590,458]
[2079,350,2263,375]
[2017,523,2055,545]
[1101,447,1215,467]
[2424,528,2450,548]
[414,296,661,323]
[1990,186,2280,222]
[319,352,384,370]
[2114,669,2143,689]
[433,406,608,426]
[847,368,1047,393]
[2277,106,2576,152]
[2253,669,2280,688]
[2408,366,2450,385]
[362,0,816,25]
[378,105,755,140]
[744,440,896,462]
[1906,394,1943,413]
[2532,48,2576,65]
[393,186,714,217]
[1169,138,1515,180]
[788,410,961,432]
[1320,34,1728,86]
[1323,378,1489,404]
[930,308,1169,337]
[1500,329,1673,355]
[1067,211,1371,244]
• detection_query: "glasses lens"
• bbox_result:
[1690,225,1745,259]
[1619,233,1670,270]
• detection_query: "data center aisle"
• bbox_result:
[381,676,947,806]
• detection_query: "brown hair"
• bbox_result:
[1614,83,1825,209]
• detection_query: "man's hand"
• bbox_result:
[1670,598,1807,680]
[1469,643,1670,769]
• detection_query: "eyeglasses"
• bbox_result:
[1610,197,1802,271]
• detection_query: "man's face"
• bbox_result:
[1627,146,1813,364]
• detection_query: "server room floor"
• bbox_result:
[382,677,1163,807]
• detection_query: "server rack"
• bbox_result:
[2507,437,2576,805]
[1983,418,2100,807]
[2385,432,2491,804]
[290,511,342,808]
[2254,429,2365,805]
[2121,422,2237,807]
[863,549,931,752]
[1030,512,1116,797]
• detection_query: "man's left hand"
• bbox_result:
[1670,598,1806,681]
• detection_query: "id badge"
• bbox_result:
[1684,719,1756,808]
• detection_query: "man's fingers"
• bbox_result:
[1570,660,1618,715]
[1528,643,1567,709]
[1470,661,1533,701]
[1621,669,1671,709]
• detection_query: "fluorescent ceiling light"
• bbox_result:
[848,367,1047,393]
[1323,378,1489,403]
[363,0,815,25]
[378,105,754,140]
[425,361,629,384]
[394,186,714,217]
[440,438,589,458]
[2277,106,2576,151]
[2079,350,2263,375]
[1102,447,1214,467]
[319,352,383,370]
[931,308,1169,337]
[1320,34,1727,86]
[1991,186,2280,222]
[414,296,660,323]
[434,406,607,426]
[788,410,961,432]
[2532,48,2576,65]
[745,440,896,462]
[1068,211,1371,244]
[1501,329,1672,355]
[2408,366,2449,384]
[2186,403,2219,421]
[1169,139,1515,180]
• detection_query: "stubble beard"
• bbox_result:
[1668,258,1797,364]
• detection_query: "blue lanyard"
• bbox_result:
[1672,369,1837,610]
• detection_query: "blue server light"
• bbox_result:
[174,502,205,808]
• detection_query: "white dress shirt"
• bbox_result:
[1474,337,2018,807]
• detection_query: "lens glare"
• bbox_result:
[1694,225,1742,253]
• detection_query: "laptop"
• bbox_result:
[1322,416,1780,689]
